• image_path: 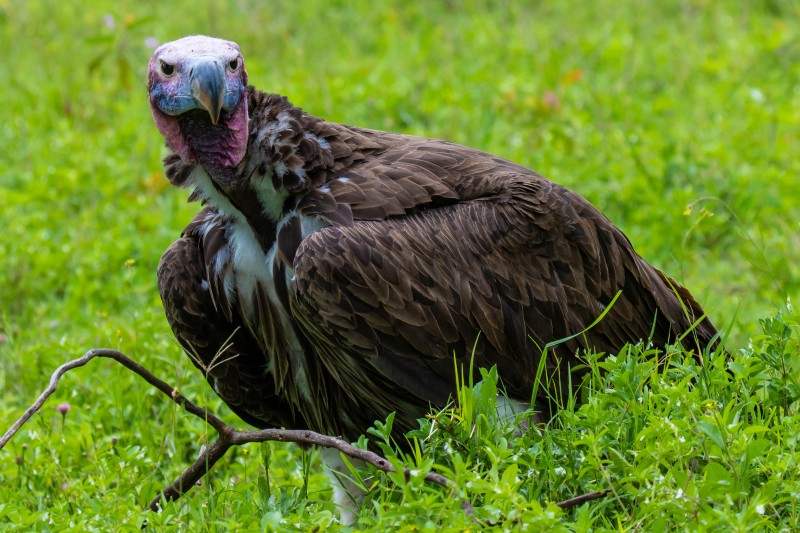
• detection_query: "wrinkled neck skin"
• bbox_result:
[176,108,244,183]
[153,83,249,185]
[163,88,337,224]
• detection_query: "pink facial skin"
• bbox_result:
[148,36,250,175]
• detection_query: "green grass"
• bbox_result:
[1,0,800,530]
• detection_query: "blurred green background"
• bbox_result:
[1,0,799,529]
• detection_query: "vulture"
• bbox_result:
[149,35,717,513]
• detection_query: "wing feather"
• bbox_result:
[158,229,301,429]
[290,172,716,421]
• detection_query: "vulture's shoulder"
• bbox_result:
[298,115,563,223]
[246,89,556,219]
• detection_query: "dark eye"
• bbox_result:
[228,59,238,71]
[160,60,175,76]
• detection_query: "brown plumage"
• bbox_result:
[151,36,718,445]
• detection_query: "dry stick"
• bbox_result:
[0,348,467,512]
[1,348,609,515]
[555,488,612,509]
[151,427,460,512]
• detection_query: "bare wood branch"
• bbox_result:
[2,348,604,519]
[150,426,463,511]
[151,431,234,509]
[1,349,472,515]
[555,488,612,509]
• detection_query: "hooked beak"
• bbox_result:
[190,61,226,125]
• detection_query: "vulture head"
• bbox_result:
[147,35,250,177]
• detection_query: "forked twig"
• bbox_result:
[151,427,460,512]
[0,348,610,515]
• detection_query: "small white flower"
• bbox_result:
[756,504,765,515]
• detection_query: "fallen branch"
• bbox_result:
[0,348,610,517]
[555,488,612,509]
[150,425,459,512]
[0,349,467,512]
